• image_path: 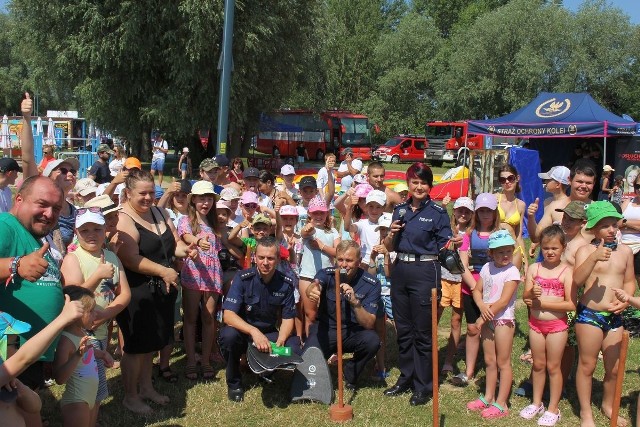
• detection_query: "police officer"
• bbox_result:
[305,240,381,389]
[382,162,455,405]
[219,236,300,402]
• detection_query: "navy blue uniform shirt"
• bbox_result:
[392,196,452,255]
[222,267,296,333]
[314,267,380,331]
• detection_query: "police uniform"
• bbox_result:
[305,267,381,386]
[389,197,452,397]
[219,267,300,390]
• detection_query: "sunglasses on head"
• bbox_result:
[498,175,516,184]
[243,203,258,209]
[57,167,77,176]
[77,206,102,215]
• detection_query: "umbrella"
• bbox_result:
[0,115,10,149]
[36,117,43,136]
[45,117,55,146]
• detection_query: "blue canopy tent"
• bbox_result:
[468,92,638,165]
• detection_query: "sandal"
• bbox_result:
[481,402,509,419]
[158,366,178,383]
[450,373,469,387]
[466,395,490,411]
[202,364,215,380]
[519,403,545,420]
[184,365,198,381]
[537,410,560,426]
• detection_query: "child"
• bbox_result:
[610,175,624,205]
[451,193,501,387]
[298,196,340,337]
[177,181,223,381]
[439,196,473,376]
[467,229,520,419]
[316,154,336,199]
[343,189,386,267]
[178,147,191,180]
[394,182,409,202]
[294,175,335,236]
[573,201,635,427]
[366,214,394,380]
[278,164,300,201]
[53,286,114,427]
[519,225,575,425]
[59,207,131,426]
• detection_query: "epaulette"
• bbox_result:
[396,201,409,209]
[429,201,446,212]
[240,269,256,280]
[326,267,336,273]
[362,274,377,285]
[282,274,293,284]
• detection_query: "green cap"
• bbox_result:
[585,201,623,229]
[97,143,114,154]
[199,158,219,171]
[555,201,587,220]
[252,213,272,226]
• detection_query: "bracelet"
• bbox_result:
[6,256,22,287]
[196,238,202,247]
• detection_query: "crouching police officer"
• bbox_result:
[382,162,456,405]
[219,236,301,402]
[305,240,381,389]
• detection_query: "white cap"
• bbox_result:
[183,147,189,153]
[376,213,393,230]
[42,157,80,177]
[353,173,367,184]
[75,208,105,228]
[365,189,386,206]
[453,196,474,211]
[220,187,241,201]
[280,164,296,176]
[74,178,98,196]
[538,166,570,185]
[351,159,363,172]
[603,164,614,172]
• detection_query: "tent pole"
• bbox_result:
[603,121,608,167]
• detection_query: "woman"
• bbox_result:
[116,169,196,414]
[621,174,640,282]
[228,157,244,185]
[383,162,454,406]
[44,157,80,258]
[109,145,125,178]
[598,165,615,201]
[257,170,278,209]
[495,164,527,271]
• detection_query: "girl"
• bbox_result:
[451,193,501,387]
[610,175,624,205]
[519,225,574,426]
[177,181,223,380]
[178,147,191,180]
[343,188,386,267]
[335,183,373,241]
[598,165,614,201]
[438,196,474,376]
[295,175,335,236]
[228,157,244,185]
[53,286,114,427]
[495,165,527,271]
[298,196,340,337]
[60,208,131,427]
[467,229,520,419]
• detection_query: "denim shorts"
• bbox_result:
[151,157,165,171]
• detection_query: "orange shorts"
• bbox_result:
[440,279,462,309]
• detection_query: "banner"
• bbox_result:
[612,137,640,197]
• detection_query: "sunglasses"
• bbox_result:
[243,203,258,209]
[77,206,102,215]
[57,167,77,176]
[498,175,516,184]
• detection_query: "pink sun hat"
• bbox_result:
[354,183,374,199]
[308,196,329,213]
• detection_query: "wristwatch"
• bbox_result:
[368,260,376,269]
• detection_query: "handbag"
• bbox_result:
[438,240,465,275]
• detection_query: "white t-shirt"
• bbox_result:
[152,139,168,160]
[109,158,124,177]
[0,186,12,213]
[479,262,521,320]
[337,159,363,175]
[317,167,329,190]
[354,218,381,261]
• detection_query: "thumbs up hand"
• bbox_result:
[442,192,451,206]
[17,242,50,282]
[95,253,115,280]
[527,198,540,217]
[21,92,33,118]
[593,239,612,262]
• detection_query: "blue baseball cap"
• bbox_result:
[488,229,516,249]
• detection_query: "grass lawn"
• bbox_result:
[40,156,638,426]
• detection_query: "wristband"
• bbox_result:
[196,238,202,247]
[6,256,22,287]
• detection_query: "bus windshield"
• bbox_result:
[341,118,370,146]
[426,125,453,139]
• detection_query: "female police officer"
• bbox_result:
[382,162,455,405]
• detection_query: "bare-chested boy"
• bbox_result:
[557,201,588,266]
[573,201,635,427]
[527,166,571,244]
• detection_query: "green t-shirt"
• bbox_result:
[0,213,64,361]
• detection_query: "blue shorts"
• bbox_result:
[180,162,188,171]
[576,303,622,332]
[151,157,165,171]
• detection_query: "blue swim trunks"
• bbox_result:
[575,303,622,332]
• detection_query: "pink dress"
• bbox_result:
[177,216,223,293]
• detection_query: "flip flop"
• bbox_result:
[184,364,198,381]
[481,402,509,419]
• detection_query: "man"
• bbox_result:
[526,166,571,244]
[219,237,300,402]
[336,148,363,190]
[0,176,65,427]
[367,161,402,212]
[38,145,56,174]
[150,134,168,185]
[88,143,114,184]
[306,240,381,389]
[0,158,22,213]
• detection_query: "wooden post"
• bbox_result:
[431,288,439,427]
[610,330,629,427]
[329,267,353,422]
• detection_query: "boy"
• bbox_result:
[573,201,635,427]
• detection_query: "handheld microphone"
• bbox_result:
[339,268,348,284]
[391,208,407,251]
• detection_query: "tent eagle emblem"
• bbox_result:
[536,98,571,118]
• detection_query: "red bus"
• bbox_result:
[255,109,372,161]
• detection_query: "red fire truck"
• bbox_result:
[423,121,484,166]
[255,110,372,161]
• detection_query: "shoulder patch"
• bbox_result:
[283,274,293,283]
[326,267,336,274]
[430,202,446,212]
[240,270,256,280]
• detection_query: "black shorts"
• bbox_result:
[463,293,481,324]
[17,361,44,390]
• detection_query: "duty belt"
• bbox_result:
[397,253,437,262]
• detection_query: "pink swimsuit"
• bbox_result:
[528,265,569,335]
